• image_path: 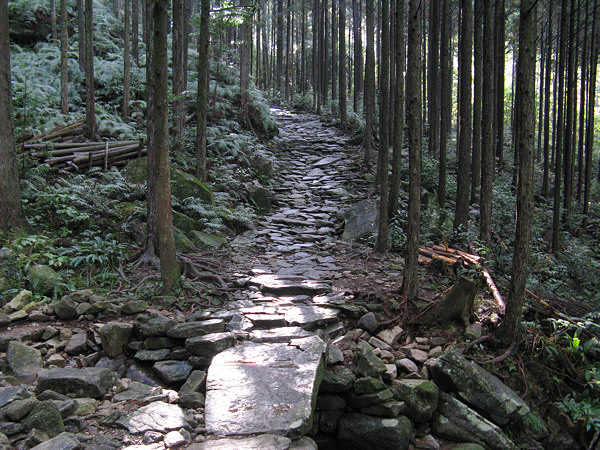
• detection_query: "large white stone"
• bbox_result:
[205,337,326,438]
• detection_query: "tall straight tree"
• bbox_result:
[85,0,95,138]
[562,0,576,227]
[471,0,482,204]
[364,0,375,169]
[339,0,348,128]
[240,0,252,108]
[352,0,363,112]
[0,0,26,231]
[493,0,504,169]
[552,0,569,253]
[503,0,536,347]
[584,0,598,211]
[152,0,180,292]
[331,0,337,100]
[454,0,473,231]
[78,0,86,72]
[541,6,552,197]
[195,0,210,182]
[277,0,284,91]
[123,0,131,117]
[438,0,451,207]
[172,0,187,155]
[132,0,139,64]
[402,0,421,300]
[376,0,390,252]
[60,0,69,114]
[479,0,494,243]
[428,0,440,159]
[388,0,404,216]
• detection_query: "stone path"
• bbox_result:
[204,109,371,441]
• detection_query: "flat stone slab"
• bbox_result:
[188,434,292,449]
[280,305,340,329]
[205,337,326,438]
[120,401,186,434]
[250,327,314,343]
[37,368,118,398]
[249,274,332,296]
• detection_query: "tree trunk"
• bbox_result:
[339,0,348,127]
[85,0,95,139]
[145,0,158,255]
[584,0,598,212]
[388,0,404,216]
[132,0,139,64]
[401,0,422,301]
[301,3,306,93]
[493,0,504,169]
[479,0,494,243]
[285,0,291,101]
[123,0,131,117]
[428,0,440,161]
[152,0,180,292]
[277,0,284,91]
[240,0,252,108]
[172,0,186,155]
[438,0,451,207]
[576,2,588,205]
[471,0,482,204]
[51,0,58,42]
[60,0,69,115]
[353,0,363,112]
[552,0,569,253]
[0,0,26,231]
[364,0,375,169]
[195,0,210,182]
[503,0,535,347]
[541,6,552,197]
[562,0,576,228]
[454,0,473,232]
[376,0,390,252]
[331,0,337,101]
[78,0,86,73]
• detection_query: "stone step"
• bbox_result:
[248,274,332,296]
[204,336,326,438]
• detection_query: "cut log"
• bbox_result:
[415,276,478,327]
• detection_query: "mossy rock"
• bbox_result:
[189,231,227,250]
[124,158,214,205]
[113,202,139,220]
[249,186,271,213]
[170,168,214,205]
[173,227,197,252]
[27,265,63,296]
[173,211,202,234]
[0,248,21,293]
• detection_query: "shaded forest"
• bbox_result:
[0,0,600,447]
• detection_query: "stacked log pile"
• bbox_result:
[21,120,146,171]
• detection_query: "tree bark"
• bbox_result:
[438,0,451,207]
[132,0,139,64]
[241,0,252,108]
[51,0,58,42]
[152,0,180,292]
[60,0,69,115]
[0,0,26,231]
[503,0,536,347]
[552,0,569,253]
[562,0,576,228]
[388,0,405,216]
[353,0,364,112]
[471,0,482,204]
[339,0,348,127]
[123,0,131,117]
[195,0,210,182]
[402,0,421,301]
[376,0,390,252]
[364,0,375,169]
[331,0,338,101]
[493,0,504,169]
[172,0,186,155]
[541,6,552,197]
[454,0,473,231]
[479,0,494,243]
[85,0,95,139]
[277,0,284,91]
[428,0,440,160]
[576,2,588,204]
[584,0,598,212]
[78,0,86,73]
